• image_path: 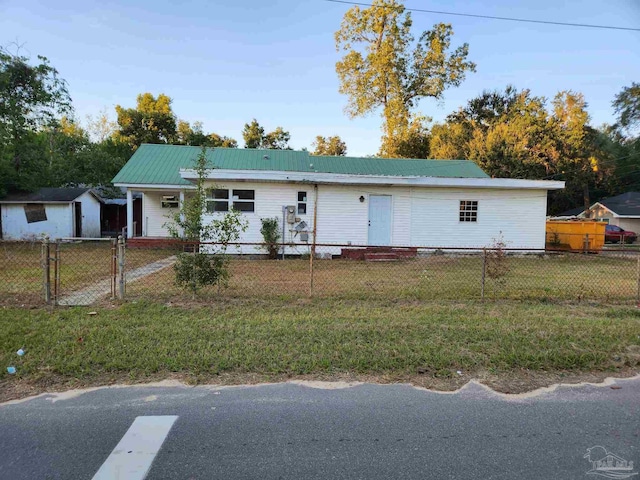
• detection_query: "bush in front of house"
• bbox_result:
[260,217,281,259]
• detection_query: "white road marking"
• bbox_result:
[92,415,178,480]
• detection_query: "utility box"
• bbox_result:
[285,205,296,224]
[546,220,606,252]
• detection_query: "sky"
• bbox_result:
[0,0,639,156]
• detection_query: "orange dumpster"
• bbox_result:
[546,220,606,252]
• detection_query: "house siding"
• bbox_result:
[143,191,180,237]
[136,182,550,253]
[589,205,640,233]
[410,188,548,248]
[201,182,315,254]
[617,219,640,233]
[1,203,72,240]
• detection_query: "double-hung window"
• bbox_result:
[206,189,230,212]
[232,190,255,212]
[206,189,255,213]
[297,191,307,214]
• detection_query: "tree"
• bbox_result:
[0,47,72,194]
[85,109,117,142]
[242,119,291,149]
[115,93,177,148]
[262,126,291,150]
[242,119,264,148]
[613,82,640,133]
[176,120,238,147]
[166,146,248,295]
[334,0,475,157]
[311,135,347,156]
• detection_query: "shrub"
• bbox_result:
[260,217,281,259]
[174,252,228,295]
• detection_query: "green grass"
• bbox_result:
[1,300,639,386]
[126,253,638,303]
[0,242,174,305]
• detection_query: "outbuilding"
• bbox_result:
[0,188,102,240]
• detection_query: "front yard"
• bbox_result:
[1,299,639,402]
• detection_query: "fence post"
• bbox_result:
[636,255,640,307]
[111,238,117,299]
[42,236,51,304]
[117,235,126,300]
[53,241,60,306]
[309,247,315,296]
[481,248,487,302]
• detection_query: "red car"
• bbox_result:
[605,224,637,244]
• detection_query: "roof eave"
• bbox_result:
[179,169,565,190]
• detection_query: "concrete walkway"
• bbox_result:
[58,256,176,306]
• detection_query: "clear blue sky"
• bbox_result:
[1,0,638,156]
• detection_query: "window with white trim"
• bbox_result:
[161,195,179,209]
[232,189,255,212]
[206,189,255,213]
[297,191,307,214]
[206,189,229,212]
[459,200,478,222]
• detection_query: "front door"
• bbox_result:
[368,195,392,246]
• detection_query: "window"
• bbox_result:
[232,189,255,212]
[459,200,478,222]
[24,204,47,223]
[206,189,255,213]
[206,189,229,212]
[161,195,179,209]
[297,191,307,214]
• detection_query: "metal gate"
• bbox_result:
[42,237,125,306]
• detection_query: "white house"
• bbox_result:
[578,192,640,232]
[0,188,102,240]
[112,144,564,253]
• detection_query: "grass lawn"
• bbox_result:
[1,299,639,401]
[126,253,639,303]
[0,242,174,305]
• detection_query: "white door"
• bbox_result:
[368,195,392,246]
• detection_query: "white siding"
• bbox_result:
[315,185,411,246]
[138,182,550,252]
[1,203,72,240]
[617,218,640,233]
[76,191,101,237]
[201,182,315,255]
[410,188,547,248]
[143,191,180,237]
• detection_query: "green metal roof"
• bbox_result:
[112,144,488,185]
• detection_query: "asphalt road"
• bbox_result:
[1,377,639,479]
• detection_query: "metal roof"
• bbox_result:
[0,188,92,204]
[112,144,489,185]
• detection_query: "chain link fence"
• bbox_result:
[1,238,638,306]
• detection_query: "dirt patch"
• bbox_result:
[2,368,638,404]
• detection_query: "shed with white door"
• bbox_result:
[112,144,565,252]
